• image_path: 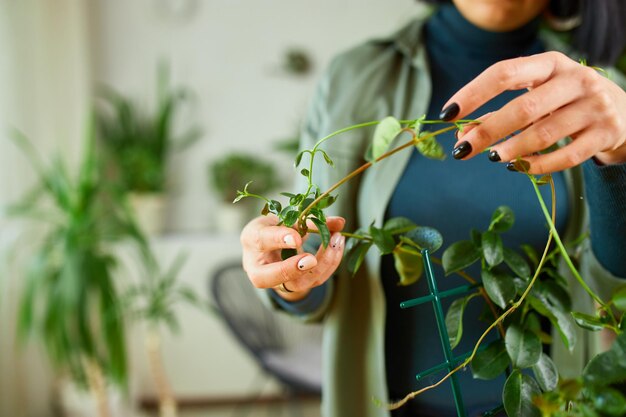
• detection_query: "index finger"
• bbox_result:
[240,215,303,252]
[441,52,569,121]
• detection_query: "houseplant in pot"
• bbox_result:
[8,127,146,417]
[95,63,202,235]
[209,152,281,233]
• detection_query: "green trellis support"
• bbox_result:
[398,249,505,417]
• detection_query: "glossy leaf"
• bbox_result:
[482,231,504,267]
[416,134,445,160]
[505,324,542,369]
[442,240,481,275]
[571,312,605,331]
[383,217,417,235]
[281,210,299,227]
[393,249,423,286]
[372,116,402,160]
[532,352,559,391]
[471,340,510,380]
[503,247,531,280]
[503,370,541,417]
[404,226,443,253]
[445,292,479,349]
[347,241,372,275]
[583,332,626,386]
[528,292,577,351]
[370,225,396,255]
[489,205,515,233]
[482,268,516,309]
[310,217,330,248]
[612,285,626,312]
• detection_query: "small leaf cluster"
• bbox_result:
[345,217,443,285]
[534,288,626,417]
[442,205,575,417]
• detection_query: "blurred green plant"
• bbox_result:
[7,125,145,417]
[209,153,281,204]
[95,63,202,193]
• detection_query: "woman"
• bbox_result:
[240,1,626,416]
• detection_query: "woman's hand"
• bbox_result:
[241,214,346,302]
[443,51,626,173]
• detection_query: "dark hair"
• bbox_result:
[419,0,626,66]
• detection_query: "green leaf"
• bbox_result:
[571,312,605,331]
[310,217,330,248]
[300,168,310,177]
[503,247,531,280]
[505,324,542,369]
[482,231,504,267]
[372,116,402,161]
[532,352,558,391]
[404,226,444,253]
[528,294,577,351]
[489,205,515,233]
[470,228,482,247]
[583,332,626,386]
[383,217,417,235]
[590,386,626,417]
[442,240,481,275]
[482,268,516,309]
[268,200,282,214]
[471,340,510,380]
[503,370,541,417]
[281,210,300,227]
[611,285,626,312]
[261,203,269,215]
[347,241,372,275]
[393,248,423,286]
[294,150,305,167]
[370,225,396,255]
[521,244,539,269]
[535,174,552,186]
[416,134,445,160]
[317,195,337,210]
[318,149,334,167]
[445,292,479,349]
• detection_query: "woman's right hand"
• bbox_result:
[241,214,346,301]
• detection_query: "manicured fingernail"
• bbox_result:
[506,162,518,172]
[439,103,460,121]
[488,149,501,162]
[331,233,344,249]
[452,141,472,160]
[297,256,315,271]
[283,235,296,247]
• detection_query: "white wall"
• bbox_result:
[89,0,421,233]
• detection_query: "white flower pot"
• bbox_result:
[128,192,166,236]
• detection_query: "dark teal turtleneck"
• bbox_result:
[383,5,567,416]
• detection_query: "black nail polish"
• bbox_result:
[439,103,460,121]
[506,162,518,172]
[488,150,501,162]
[452,141,472,160]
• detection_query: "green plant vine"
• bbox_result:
[234,115,626,417]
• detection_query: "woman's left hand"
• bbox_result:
[443,51,626,174]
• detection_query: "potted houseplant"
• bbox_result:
[95,63,202,235]
[8,127,145,417]
[123,247,206,417]
[209,152,281,233]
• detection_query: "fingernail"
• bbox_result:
[283,235,296,247]
[452,141,472,160]
[439,103,460,121]
[506,162,518,172]
[297,256,316,271]
[488,149,501,162]
[331,233,344,249]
